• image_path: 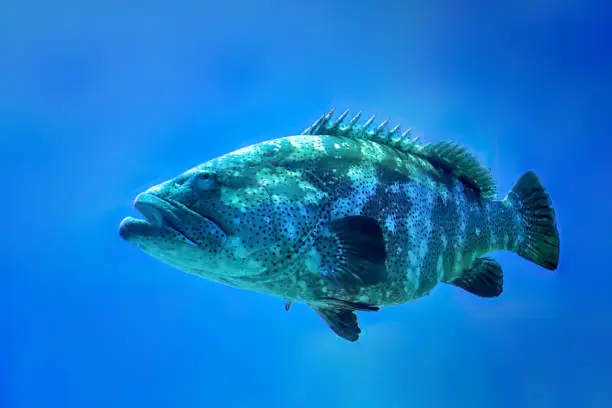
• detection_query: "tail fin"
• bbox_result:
[505,171,560,270]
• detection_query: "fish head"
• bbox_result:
[119,140,327,281]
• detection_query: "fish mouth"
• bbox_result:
[119,193,226,245]
[135,194,183,229]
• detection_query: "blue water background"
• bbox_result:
[2,1,611,407]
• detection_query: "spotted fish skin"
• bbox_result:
[225,134,519,305]
[119,109,560,342]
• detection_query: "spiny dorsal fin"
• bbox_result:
[302,108,496,199]
[302,108,422,154]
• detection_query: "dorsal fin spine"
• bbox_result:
[373,119,388,138]
[347,112,362,132]
[361,115,376,137]
[331,109,350,129]
[388,124,401,141]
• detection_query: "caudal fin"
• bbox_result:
[505,171,560,270]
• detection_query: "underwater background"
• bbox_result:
[2,1,611,407]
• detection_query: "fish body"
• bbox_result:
[119,109,560,342]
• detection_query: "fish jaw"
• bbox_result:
[120,192,226,244]
[119,192,229,274]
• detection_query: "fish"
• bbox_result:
[119,108,560,342]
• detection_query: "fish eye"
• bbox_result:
[194,171,217,191]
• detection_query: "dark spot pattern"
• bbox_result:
[123,131,519,309]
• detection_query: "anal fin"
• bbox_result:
[450,257,503,298]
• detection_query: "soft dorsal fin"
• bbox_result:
[302,108,496,199]
[421,140,496,199]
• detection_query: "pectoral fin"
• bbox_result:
[325,215,387,288]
